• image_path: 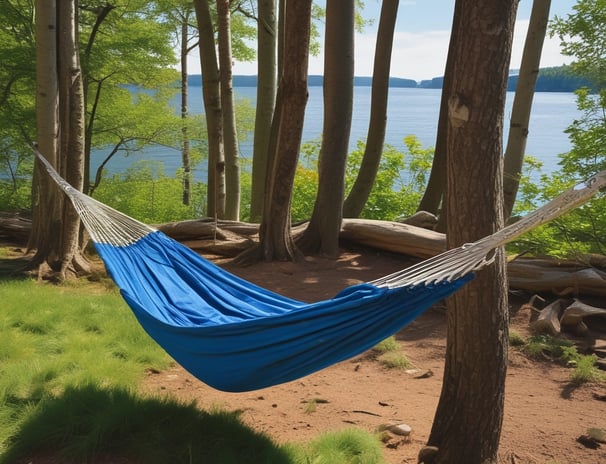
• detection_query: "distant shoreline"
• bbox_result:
[187,66,591,93]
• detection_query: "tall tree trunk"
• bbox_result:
[343,0,399,218]
[425,1,517,462]
[180,13,192,206]
[503,0,551,219]
[249,0,278,222]
[298,0,354,257]
[30,0,60,259]
[193,0,225,219]
[81,4,114,195]
[216,0,240,220]
[31,0,89,280]
[256,0,312,262]
[416,21,458,223]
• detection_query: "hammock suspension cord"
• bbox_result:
[35,152,606,289]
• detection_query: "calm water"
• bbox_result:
[93,86,580,180]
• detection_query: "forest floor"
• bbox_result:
[141,247,606,464]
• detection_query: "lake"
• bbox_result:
[93,86,580,180]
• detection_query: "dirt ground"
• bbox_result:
[138,248,606,464]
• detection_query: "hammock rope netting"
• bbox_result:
[35,152,606,392]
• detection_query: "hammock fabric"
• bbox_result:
[35,152,606,392]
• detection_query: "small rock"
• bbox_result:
[388,423,412,436]
[587,427,606,444]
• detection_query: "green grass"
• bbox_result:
[373,336,414,370]
[0,277,387,463]
[518,334,605,385]
[286,428,385,464]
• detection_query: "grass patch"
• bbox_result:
[0,279,172,457]
[373,336,400,353]
[374,336,414,370]
[0,278,389,463]
[286,427,386,464]
[1,384,292,464]
[518,334,604,385]
[509,329,526,347]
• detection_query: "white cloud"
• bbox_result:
[198,19,573,81]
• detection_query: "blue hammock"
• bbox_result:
[35,153,606,392]
[97,231,472,391]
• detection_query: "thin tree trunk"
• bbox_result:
[416,19,459,222]
[216,0,240,220]
[193,0,225,219]
[343,0,399,218]
[57,0,88,278]
[503,0,551,219]
[249,0,277,222]
[181,14,192,206]
[425,0,517,462]
[298,0,354,257]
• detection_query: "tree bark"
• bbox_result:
[216,0,241,220]
[503,0,551,219]
[249,0,278,222]
[298,0,354,257]
[343,0,399,218]
[426,0,517,462]
[30,0,89,280]
[30,0,60,260]
[180,11,192,206]
[193,0,225,219]
[255,0,312,262]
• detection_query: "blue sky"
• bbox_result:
[193,1,578,82]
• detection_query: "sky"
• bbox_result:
[187,0,578,83]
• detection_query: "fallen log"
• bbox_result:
[529,298,568,335]
[561,299,606,328]
[0,213,31,243]
[507,260,606,297]
[340,218,446,259]
[156,219,259,240]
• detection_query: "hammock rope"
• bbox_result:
[37,152,606,288]
[34,151,606,391]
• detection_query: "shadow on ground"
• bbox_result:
[1,384,292,464]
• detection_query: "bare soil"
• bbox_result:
[138,249,606,464]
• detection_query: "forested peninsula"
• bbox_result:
[188,65,590,93]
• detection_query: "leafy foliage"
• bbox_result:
[94,161,207,223]
[508,1,606,258]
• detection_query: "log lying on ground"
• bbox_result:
[530,298,568,335]
[340,218,446,258]
[528,297,606,337]
[156,219,259,240]
[561,300,606,326]
[0,213,31,243]
[508,259,606,297]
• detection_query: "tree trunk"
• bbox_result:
[342,0,399,218]
[503,0,551,219]
[193,0,225,219]
[425,1,517,462]
[256,0,312,262]
[30,0,60,259]
[416,14,458,222]
[249,0,278,222]
[180,13,192,206]
[298,0,354,257]
[30,0,89,280]
[216,0,240,221]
